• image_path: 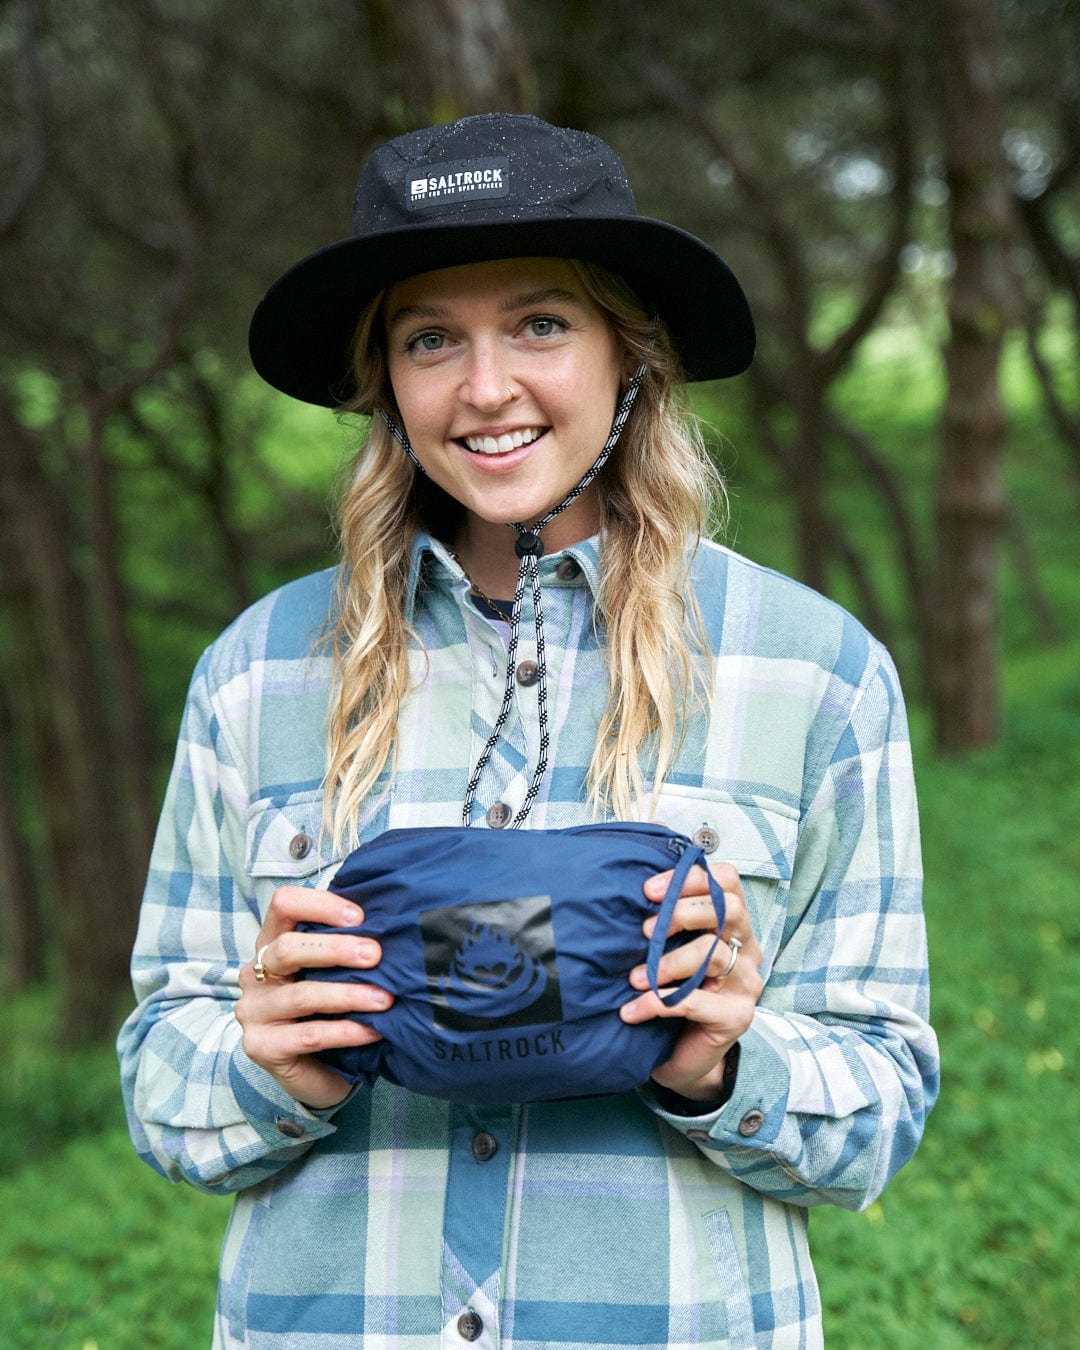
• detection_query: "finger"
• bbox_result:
[241,993,396,1042]
[643,858,743,902]
[238,965,394,1017]
[240,1014,386,1109]
[619,978,755,1029]
[259,886,367,944]
[253,929,384,981]
[250,889,373,984]
[631,932,745,991]
[621,986,717,1025]
[643,863,711,902]
[643,890,738,939]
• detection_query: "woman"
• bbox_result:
[119,113,938,1349]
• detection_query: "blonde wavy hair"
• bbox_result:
[324,260,723,850]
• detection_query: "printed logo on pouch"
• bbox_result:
[420,893,563,1032]
[433,1029,567,1063]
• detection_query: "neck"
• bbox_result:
[452,492,600,596]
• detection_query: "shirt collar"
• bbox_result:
[404,529,601,621]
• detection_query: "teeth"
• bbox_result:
[463,427,543,455]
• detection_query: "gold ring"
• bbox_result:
[506,385,517,401]
[253,943,273,983]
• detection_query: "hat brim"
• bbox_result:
[248,216,755,407]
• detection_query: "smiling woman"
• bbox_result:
[382,257,624,562]
[118,112,938,1350]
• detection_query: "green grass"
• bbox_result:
[0,1130,223,1349]
[0,988,224,1347]
[813,650,1080,1348]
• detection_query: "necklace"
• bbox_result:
[450,552,514,623]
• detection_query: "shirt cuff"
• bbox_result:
[639,1015,792,1149]
[649,1042,742,1116]
[229,1046,348,1149]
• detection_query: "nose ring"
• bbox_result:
[505,385,518,401]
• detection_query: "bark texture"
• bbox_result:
[932,0,1016,749]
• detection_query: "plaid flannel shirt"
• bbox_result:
[118,532,938,1349]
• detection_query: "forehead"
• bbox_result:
[384,256,593,319]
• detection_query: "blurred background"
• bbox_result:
[1,0,1077,1345]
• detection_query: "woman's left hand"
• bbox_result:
[620,860,763,1102]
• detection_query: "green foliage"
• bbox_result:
[0,987,224,1347]
[0,1130,223,1348]
[0,986,126,1178]
[814,652,1080,1348]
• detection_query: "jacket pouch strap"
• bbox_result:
[645,842,727,1007]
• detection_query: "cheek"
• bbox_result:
[389,372,442,436]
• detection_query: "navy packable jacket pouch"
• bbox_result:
[301,821,725,1104]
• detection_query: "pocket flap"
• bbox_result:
[650,787,798,881]
[245,788,340,880]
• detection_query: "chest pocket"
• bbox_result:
[244,788,347,916]
[651,786,799,971]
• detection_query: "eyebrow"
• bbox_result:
[385,302,454,330]
[385,287,583,332]
[500,287,580,312]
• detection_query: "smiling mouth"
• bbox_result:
[460,427,546,456]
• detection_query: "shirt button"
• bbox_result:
[457,1310,483,1341]
[472,1131,498,1161]
[738,1110,766,1137]
[486,802,512,829]
[289,832,313,861]
[275,1116,306,1139]
[692,826,720,854]
[555,557,580,581]
[515,659,539,687]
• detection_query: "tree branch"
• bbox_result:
[631,46,815,349]
[819,27,915,378]
[0,0,48,238]
[748,0,873,51]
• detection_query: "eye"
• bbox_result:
[523,315,566,339]
[405,330,447,353]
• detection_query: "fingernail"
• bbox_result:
[370,989,392,1009]
[341,903,362,924]
[644,876,665,898]
[643,917,656,937]
[354,939,376,963]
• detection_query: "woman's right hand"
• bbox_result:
[234,885,393,1110]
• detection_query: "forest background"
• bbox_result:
[1,0,1078,1345]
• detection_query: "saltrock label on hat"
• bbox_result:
[420,893,563,1031]
[406,156,511,211]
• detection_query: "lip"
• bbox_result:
[455,426,549,463]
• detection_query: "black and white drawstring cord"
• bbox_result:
[382,362,647,828]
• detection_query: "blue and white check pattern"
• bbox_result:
[118,532,938,1349]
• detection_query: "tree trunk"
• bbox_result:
[370,0,535,122]
[0,402,148,1040]
[0,683,47,989]
[931,0,1015,750]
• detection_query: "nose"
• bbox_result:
[459,341,516,412]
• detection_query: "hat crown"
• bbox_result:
[352,112,636,235]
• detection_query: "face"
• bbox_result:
[384,257,625,552]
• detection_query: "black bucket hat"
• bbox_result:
[249,113,755,408]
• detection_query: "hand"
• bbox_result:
[620,860,763,1102]
[235,885,393,1110]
